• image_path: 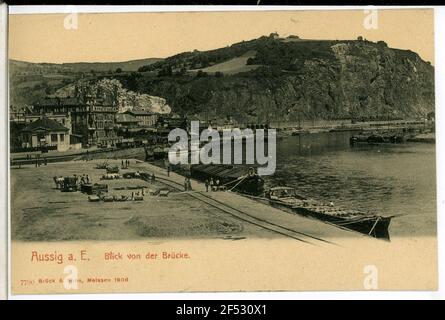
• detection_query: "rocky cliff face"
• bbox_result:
[329,41,434,120]
[128,39,434,124]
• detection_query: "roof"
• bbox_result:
[36,97,81,107]
[191,164,258,179]
[116,113,140,123]
[21,117,70,133]
[270,186,296,191]
[125,110,156,116]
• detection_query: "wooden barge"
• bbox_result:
[265,186,395,240]
[190,164,265,196]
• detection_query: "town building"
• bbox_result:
[11,112,72,132]
[124,110,159,127]
[115,113,140,129]
[157,114,187,130]
[9,105,34,124]
[33,96,122,147]
[20,117,70,152]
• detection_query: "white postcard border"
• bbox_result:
[3,5,445,300]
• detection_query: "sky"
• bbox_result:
[8,9,435,65]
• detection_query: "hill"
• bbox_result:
[123,34,435,123]
[10,33,435,124]
[10,57,162,74]
[187,50,260,75]
[9,58,162,106]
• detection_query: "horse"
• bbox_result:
[53,176,64,189]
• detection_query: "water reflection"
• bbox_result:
[266,132,436,237]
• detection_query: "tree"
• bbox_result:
[177,67,187,76]
[115,67,123,73]
[196,70,208,78]
[157,66,173,77]
[246,57,256,65]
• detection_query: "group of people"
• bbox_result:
[184,177,193,191]
[131,189,145,198]
[83,150,91,162]
[79,174,91,185]
[121,159,131,168]
[181,176,223,192]
[205,178,221,192]
[53,174,91,190]
[34,157,47,167]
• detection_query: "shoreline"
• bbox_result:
[10,158,364,244]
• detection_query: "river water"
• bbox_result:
[265,132,436,237]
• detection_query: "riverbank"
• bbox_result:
[10,159,271,241]
[278,119,434,136]
[11,158,364,244]
[407,132,436,143]
[10,146,147,167]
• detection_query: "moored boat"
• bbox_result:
[190,164,265,196]
[350,132,407,145]
[153,146,168,159]
[265,186,395,240]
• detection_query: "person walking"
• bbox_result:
[210,178,214,191]
[205,179,209,192]
[167,165,170,177]
[184,177,188,191]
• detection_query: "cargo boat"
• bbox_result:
[190,164,265,196]
[265,186,395,240]
[350,133,406,145]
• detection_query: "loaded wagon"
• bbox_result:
[106,166,120,173]
[61,177,78,192]
[81,183,108,195]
